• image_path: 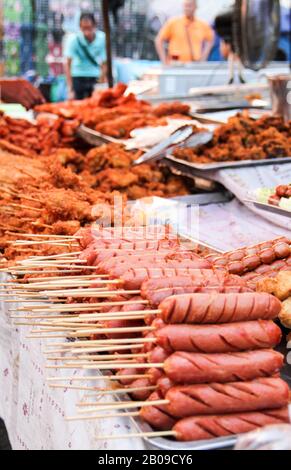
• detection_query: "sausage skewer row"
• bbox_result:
[210,239,291,275]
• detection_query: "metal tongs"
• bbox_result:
[133,125,213,166]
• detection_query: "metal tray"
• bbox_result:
[77,124,126,146]
[172,191,233,206]
[165,154,291,172]
[245,200,291,218]
[104,339,291,451]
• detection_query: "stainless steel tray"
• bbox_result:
[77,124,126,146]
[172,191,233,206]
[245,200,291,219]
[103,340,291,451]
[165,154,291,172]
[103,371,237,451]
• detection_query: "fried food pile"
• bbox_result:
[173,114,291,164]
[79,143,191,199]
[35,83,191,138]
[0,149,126,261]
[0,112,80,156]
[257,271,291,330]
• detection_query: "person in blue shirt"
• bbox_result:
[65,12,107,100]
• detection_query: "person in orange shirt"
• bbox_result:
[155,0,215,64]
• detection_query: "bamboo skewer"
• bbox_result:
[77,399,168,414]
[6,203,42,212]
[7,233,80,240]
[17,312,153,327]
[23,275,101,283]
[45,362,162,370]
[46,353,149,362]
[10,297,142,312]
[31,325,154,335]
[94,431,175,440]
[46,374,150,383]
[80,385,157,398]
[18,253,82,263]
[45,337,155,348]
[22,279,111,287]
[13,239,79,246]
[43,343,146,355]
[69,325,155,337]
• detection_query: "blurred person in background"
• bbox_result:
[155,0,214,64]
[0,78,45,109]
[65,12,106,100]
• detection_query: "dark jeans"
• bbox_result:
[72,77,97,100]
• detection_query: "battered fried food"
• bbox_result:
[279,298,291,329]
[256,272,291,301]
[173,114,291,164]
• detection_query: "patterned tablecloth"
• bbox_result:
[0,277,145,450]
[0,198,289,450]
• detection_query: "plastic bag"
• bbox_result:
[235,425,291,450]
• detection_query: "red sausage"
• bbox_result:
[110,259,212,279]
[127,378,153,401]
[166,378,289,417]
[273,242,291,259]
[140,391,177,431]
[157,376,175,395]
[158,293,281,324]
[155,321,282,354]
[148,346,170,364]
[116,369,146,386]
[164,349,284,384]
[121,268,215,290]
[173,408,290,442]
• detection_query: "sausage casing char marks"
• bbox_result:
[155,321,282,354]
[158,293,281,324]
[164,350,284,384]
[173,408,290,441]
[165,378,289,417]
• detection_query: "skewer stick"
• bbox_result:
[43,343,145,355]
[46,337,156,348]
[12,297,142,312]
[19,282,115,291]
[69,325,155,337]
[47,374,150,382]
[47,353,149,362]
[15,322,102,329]
[19,252,82,262]
[42,312,156,324]
[95,431,175,440]
[31,325,154,335]
[46,362,163,370]
[12,314,79,320]
[78,399,168,414]
[49,384,105,392]
[5,270,94,275]
[80,385,157,398]
[24,275,101,283]
[8,233,80,240]
[31,289,134,298]
[6,203,42,212]
[13,239,78,246]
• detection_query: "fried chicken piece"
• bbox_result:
[279,298,291,328]
[94,168,139,191]
[50,220,81,236]
[153,102,191,117]
[256,272,291,301]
